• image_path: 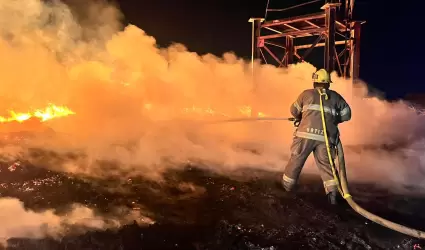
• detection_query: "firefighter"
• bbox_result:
[281,68,352,205]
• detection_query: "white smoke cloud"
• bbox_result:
[0,197,153,246]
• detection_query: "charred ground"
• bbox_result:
[0,155,425,250]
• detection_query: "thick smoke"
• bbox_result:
[0,0,424,186]
[0,197,153,245]
[0,0,424,241]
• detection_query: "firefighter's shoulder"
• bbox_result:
[328,89,345,99]
[300,89,316,96]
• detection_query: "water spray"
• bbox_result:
[206,117,297,124]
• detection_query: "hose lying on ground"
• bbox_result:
[336,141,425,238]
[317,89,425,239]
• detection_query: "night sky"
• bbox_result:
[116,0,417,100]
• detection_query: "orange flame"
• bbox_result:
[0,104,75,123]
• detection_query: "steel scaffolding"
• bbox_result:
[249,0,364,81]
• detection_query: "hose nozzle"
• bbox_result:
[288,117,300,127]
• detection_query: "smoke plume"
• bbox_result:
[0,0,424,242]
[0,0,424,187]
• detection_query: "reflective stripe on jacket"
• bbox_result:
[290,88,351,144]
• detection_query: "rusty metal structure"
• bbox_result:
[249,0,364,81]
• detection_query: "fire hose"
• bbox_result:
[208,93,425,239]
[317,89,425,239]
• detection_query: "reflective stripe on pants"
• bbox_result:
[282,137,337,194]
[295,131,336,145]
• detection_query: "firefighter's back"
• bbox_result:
[295,88,350,144]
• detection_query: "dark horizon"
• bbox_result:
[115,0,420,100]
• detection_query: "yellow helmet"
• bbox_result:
[312,69,332,83]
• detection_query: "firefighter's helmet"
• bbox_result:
[312,69,332,83]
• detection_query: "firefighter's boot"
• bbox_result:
[327,190,338,205]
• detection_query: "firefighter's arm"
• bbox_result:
[290,92,304,120]
[337,96,352,123]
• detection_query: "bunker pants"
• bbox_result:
[282,136,337,194]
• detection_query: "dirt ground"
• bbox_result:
[0,157,424,250]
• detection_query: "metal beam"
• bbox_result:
[263,26,282,34]
[280,52,288,67]
[265,41,286,49]
[334,46,343,76]
[350,21,362,83]
[349,0,355,20]
[248,18,264,69]
[248,17,264,97]
[263,24,318,39]
[337,48,348,74]
[323,3,339,72]
[254,19,262,59]
[263,26,295,39]
[304,20,320,28]
[259,28,325,40]
[263,45,284,67]
[345,0,350,20]
[343,56,350,78]
[335,21,348,31]
[259,48,268,64]
[300,34,324,62]
[284,23,314,36]
[283,23,300,31]
[286,37,294,66]
[295,40,346,50]
[294,51,302,60]
[262,12,325,28]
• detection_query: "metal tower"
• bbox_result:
[249,0,364,82]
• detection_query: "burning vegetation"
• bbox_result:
[0,104,75,123]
